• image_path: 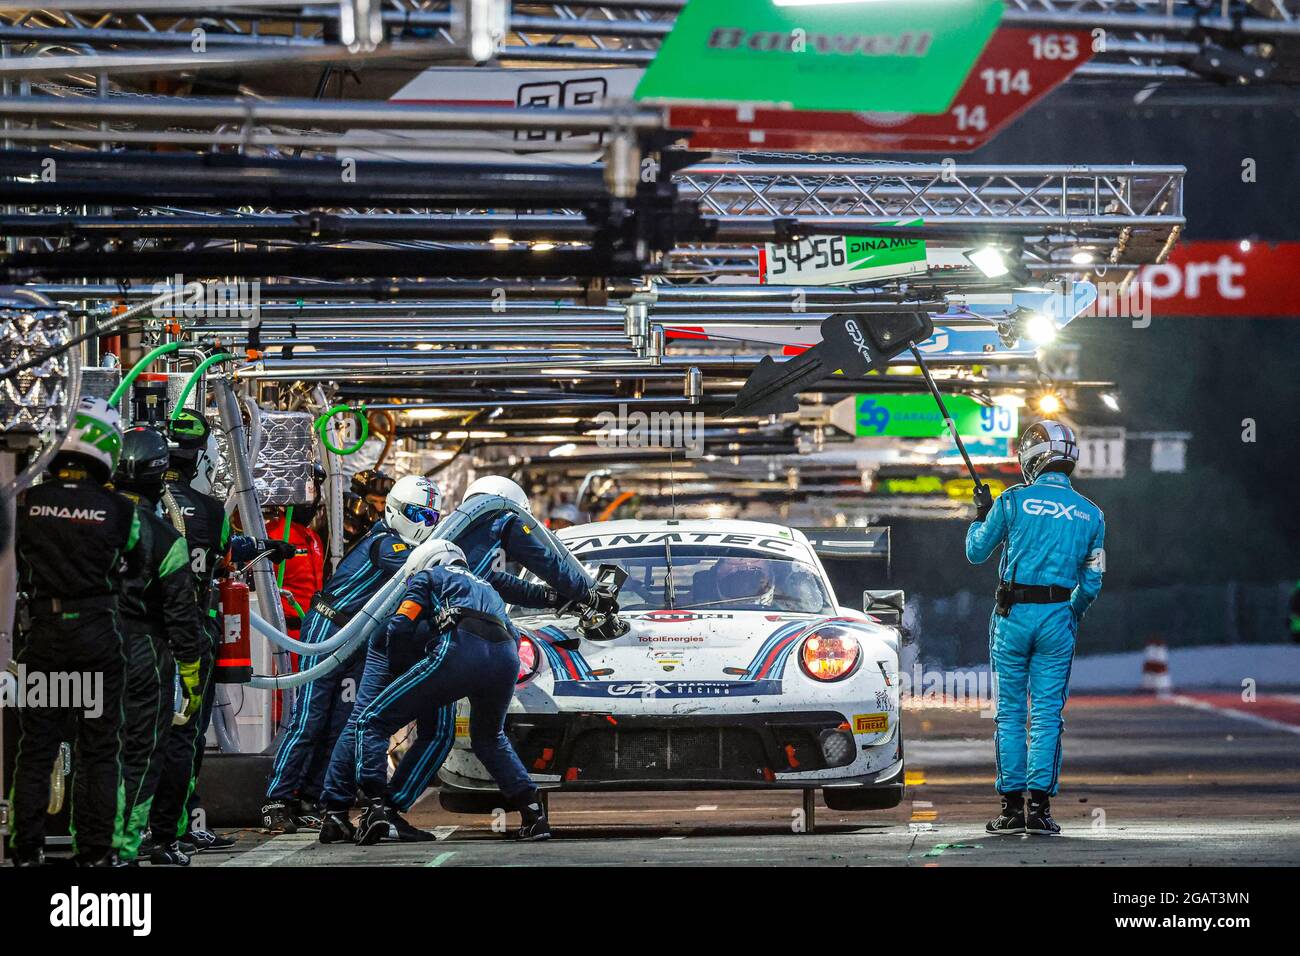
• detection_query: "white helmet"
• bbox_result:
[462,475,530,513]
[420,539,467,569]
[57,396,123,482]
[385,474,444,545]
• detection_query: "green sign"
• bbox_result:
[855,394,1017,438]
[763,220,927,285]
[635,0,1003,114]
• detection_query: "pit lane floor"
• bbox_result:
[194,693,1300,867]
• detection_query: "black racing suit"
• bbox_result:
[11,470,140,861]
[114,498,207,862]
[149,478,230,841]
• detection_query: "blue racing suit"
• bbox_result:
[460,509,591,608]
[265,520,412,803]
[966,470,1106,796]
[320,505,590,810]
[321,564,534,810]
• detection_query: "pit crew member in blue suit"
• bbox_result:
[967,420,1106,836]
[261,474,442,833]
[320,541,554,844]
[316,475,600,841]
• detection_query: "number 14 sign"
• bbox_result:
[670,27,1094,153]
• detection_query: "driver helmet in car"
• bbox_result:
[713,556,774,605]
[781,569,824,611]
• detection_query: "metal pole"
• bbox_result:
[908,343,985,492]
[211,375,286,751]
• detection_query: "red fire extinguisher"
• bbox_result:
[217,574,254,684]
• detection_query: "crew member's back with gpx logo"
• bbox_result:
[966,420,1106,837]
[971,477,1105,594]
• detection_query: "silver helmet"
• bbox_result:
[1018,420,1079,483]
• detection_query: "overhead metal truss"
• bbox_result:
[0,1,1295,87]
[0,144,1184,283]
[678,162,1184,273]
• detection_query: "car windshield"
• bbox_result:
[566,543,835,614]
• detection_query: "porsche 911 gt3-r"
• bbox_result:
[438,519,905,813]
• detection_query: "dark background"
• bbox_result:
[844,85,1300,664]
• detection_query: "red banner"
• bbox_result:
[1140,241,1300,318]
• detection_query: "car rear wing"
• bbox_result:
[795,526,890,572]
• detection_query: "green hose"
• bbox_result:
[170,352,233,420]
[314,404,369,456]
[108,340,184,405]
[276,504,293,588]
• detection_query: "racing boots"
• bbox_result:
[293,799,324,832]
[261,801,298,835]
[1025,791,1061,836]
[10,847,45,867]
[515,791,552,842]
[390,810,436,843]
[985,792,1026,835]
[355,798,394,847]
[148,840,192,866]
[75,848,123,867]
[319,810,357,845]
[185,828,237,852]
[349,800,433,843]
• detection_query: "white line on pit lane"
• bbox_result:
[546,806,784,816]
[1169,694,1300,736]
[221,833,317,867]
[695,805,718,811]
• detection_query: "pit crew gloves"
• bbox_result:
[176,658,203,721]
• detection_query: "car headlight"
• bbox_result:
[799,626,861,682]
[517,634,542,684]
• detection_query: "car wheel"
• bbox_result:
[823,786,904,811]
[438,790,508,814]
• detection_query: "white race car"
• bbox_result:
[438,519,906,813]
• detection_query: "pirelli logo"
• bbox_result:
[853,712,889,734]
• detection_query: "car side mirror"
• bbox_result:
[864,589,912,644]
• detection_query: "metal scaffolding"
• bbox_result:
[0,1,1294,85]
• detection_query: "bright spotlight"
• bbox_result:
[1070,250,1096,265]
[1026,312,1058,344]
[1036,393,1063,415]
[1101,392,1120,412]
[965,246,1011,278]
[1239,239,1252,252]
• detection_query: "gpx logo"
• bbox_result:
[1021,498,1088,520]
